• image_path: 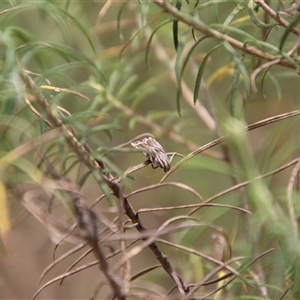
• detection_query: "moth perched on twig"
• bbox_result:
[131,137,171,172]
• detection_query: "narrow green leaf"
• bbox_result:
[193,0,200,9]
[214,1,220,24]
[229,62,241,118]
[130,74,165,109]
[78,170,93,187]
[140,1,150,28]
[260,67,269,99]
[223,42,250,98]
[279,12,300,51]
[173,0,182,51]
[63,158,81,177]
[117,2,128,41]
[193,44,222,104]
[276,231,290,266]
[248,0,272,29]
[175,28,189,115]
[145,20,172,69]
[191,28,198,42]
[59,7,95,53]
[116,75,137,99]
[131,87,155,109]
[182,36,209,75]
[5,26,34,44]
[1,97,18,116]
[41,61,90,78]
[31,1,94,52]
[18,42,106,84]
[64,0,71,13]
[129,117,137,130]
[261,68,282,101]
[173,19,179,52]
[89,124,122,134]
[223,4,245,28]
[211,23,297,66]
[90,168,116,207]
[268,72,282,102]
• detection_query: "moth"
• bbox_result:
[131,137,170,172]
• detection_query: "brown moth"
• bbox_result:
[131,137,170,172]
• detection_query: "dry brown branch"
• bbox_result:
[21,70,192,298]
[93,3,219,150]
[254,0,300,36]
[58,247,93,286]
[33,260,102,300]
[130,265,162,282]
[137,202,251,215]
[161,109,300,182]
[286,158,300,236]
[158,239,245,278]
[19,68,299,299]
[153,0,299,69]
[137,13,217,132]
[188,158,300,216]
[113,218,197,270]
[187,256,250,297]
[127,181,204,202]
[192,248,274,299]
[251,37,300,92]
[39,243,86,284]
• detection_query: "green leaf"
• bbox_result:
[89,124,122,134]
[116,75,137,99]
[193,44,222,103]
[211,23,298,67]
[260,67,282,101]
[248,0,272,29]
[78,170,93,187]
[279,12,300,51]
[223,42,250,98]
[175,28,189,115]
[31,1,95,52]
[18,42,106,84]
[63,158,81,177]
[59,7,95,54]
[223,4,245,28]
[172,0,182,51]
[182,36,209,75]
[129,117,137,130]
[40,61,91,80]
[117,2,127,41]
[229,63,242,118]
[145,19,172,69]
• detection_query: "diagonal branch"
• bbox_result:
[152,0,299,69]
[22,70,191,298]
[254,0,300,36]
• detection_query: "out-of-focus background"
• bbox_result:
[1,1,300,299]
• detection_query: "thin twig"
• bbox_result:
[161,109,300,182]
[255,0,300,36]
[153,0,299,69]
[188,158,300,216]
[286,158,300,236]
[22,70,191,298]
